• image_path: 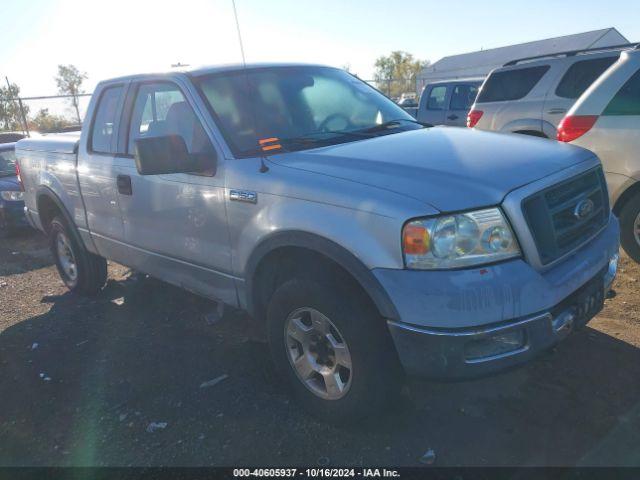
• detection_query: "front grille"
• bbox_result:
[522,167,609,265]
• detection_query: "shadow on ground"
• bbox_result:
[1,265,639,466]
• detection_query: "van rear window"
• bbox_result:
[476,65,550,103]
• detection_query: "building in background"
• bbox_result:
[417,28,629,92]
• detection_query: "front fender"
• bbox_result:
[231,195,405,319]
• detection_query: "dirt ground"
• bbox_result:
[0,230,639,467]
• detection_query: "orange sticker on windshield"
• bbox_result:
[259,137,282,151]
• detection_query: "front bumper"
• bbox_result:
[376,215,619,378]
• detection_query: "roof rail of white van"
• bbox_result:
[503,42,640,67]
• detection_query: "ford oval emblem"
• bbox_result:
[574,198,595,220]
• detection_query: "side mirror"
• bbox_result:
[134,135,217,176]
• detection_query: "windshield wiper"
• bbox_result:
[361,118,432,133]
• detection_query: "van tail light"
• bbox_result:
[557,115,598,142]
[467,110,483,128]
[15,160,24,191]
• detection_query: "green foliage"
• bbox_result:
[55,64,87,123]
[29,108,75,133]
[373,51,429,99]
[0,82,29,132]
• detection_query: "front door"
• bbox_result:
[113,80,236,305]
[417,84,448,125]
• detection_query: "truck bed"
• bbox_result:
[16,132,81,154]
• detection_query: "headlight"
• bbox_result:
[0,191,24,202]
[402,208,520,269]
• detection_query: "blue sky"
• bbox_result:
[1,0,640,99]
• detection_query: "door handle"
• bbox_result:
[547,108,567,115]
[117,175,132,195]
[447,114,459,120]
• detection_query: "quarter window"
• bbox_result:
[90,86,123,154]
[128,83,212,156]
[426,86,447,110]
[603,68,640,116]
[555,56,617,99]
[476,66,550,103]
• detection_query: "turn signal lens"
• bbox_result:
[403,224,429,255]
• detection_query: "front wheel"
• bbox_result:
[49,216,107,295]
[267,276,403,422]
[619,194,640,263]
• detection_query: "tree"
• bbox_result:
[373,51,429,99]
[0,82,29,132]
[55,64,87,123]
[29,108,74,133]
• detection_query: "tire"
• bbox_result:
[49,216,107,295]
[619,194,640,263]
[266,275,403,422]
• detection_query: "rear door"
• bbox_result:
[417,84,448,125]
[112,78,236,305]
[76,83,129,259]
[542,55,618,130]
[445,83,479,126]
[473,65,550,132]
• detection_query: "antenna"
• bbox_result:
[231,0,247,67]
[230,0,269,172]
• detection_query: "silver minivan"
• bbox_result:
[468,45,636,137]
[416,78,482,126]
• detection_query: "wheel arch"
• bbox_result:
[36,186,73,234]
[244,230,400,323]
[613,180,640,216]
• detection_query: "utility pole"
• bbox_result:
[5,76,30,137]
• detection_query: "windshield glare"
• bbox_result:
[195,66,417,155]
[0,149,16,175]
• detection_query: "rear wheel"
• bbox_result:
[49,216,107,295]
[266,276,402,422]
[619,194,640,263]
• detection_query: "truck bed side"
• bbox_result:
[15,133,86,234]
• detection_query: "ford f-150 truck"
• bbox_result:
[16,64,619,421]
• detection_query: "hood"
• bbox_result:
[269,127,594,212]
[0,175,20,191]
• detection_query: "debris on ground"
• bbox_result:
[146,422,168,433]
[112,297,125,306]
[39,373,51,382]
[0,281,7,287]
[30,342,39,350]
[75,340,88,347]
[200,374,228,389]
[419,448,436,465]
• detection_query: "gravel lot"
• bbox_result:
[1,230,639,467]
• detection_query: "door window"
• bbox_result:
[426,86,447,110]
[602,68,640,116]
[449,84,479,110]
[555,56,618,99]
[90,86,123,154]
[128,83,212,156]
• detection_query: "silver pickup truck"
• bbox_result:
[16,64,619,421]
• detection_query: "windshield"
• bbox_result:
[0,148,16,176]
[194,66,419,156]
